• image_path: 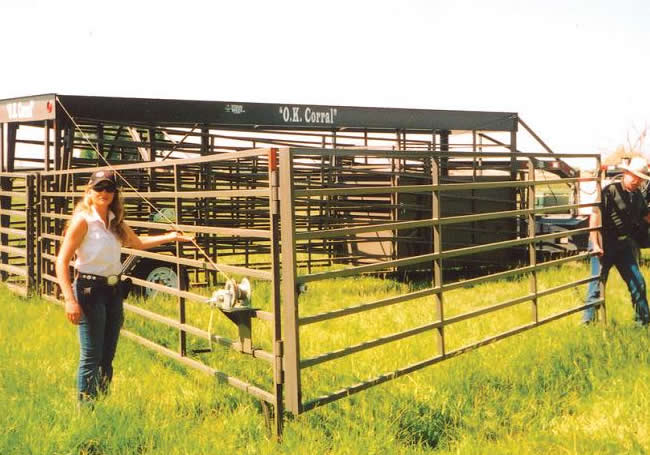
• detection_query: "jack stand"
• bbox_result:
[220,306,258,354]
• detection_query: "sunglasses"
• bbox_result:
[92,182,117,193]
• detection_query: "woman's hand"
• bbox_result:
[167,231,194,243]
[65,299,83,325]
[591,243,604,257]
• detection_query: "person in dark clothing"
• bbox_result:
[583,156,650,325]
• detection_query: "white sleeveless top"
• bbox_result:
[74,207,122,276]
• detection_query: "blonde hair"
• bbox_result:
[70,185,128,243]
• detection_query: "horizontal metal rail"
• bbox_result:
[300,287,441,325]
[120,247,274,281]
[297,227,595,284]
[0,226,27,237]
[42,189,269,199]
[40,212,272,239]
[441,251,593,292]
[0,208,26,217]
[0,263,28,277]
[0,171,32,178]
[41,290,275,363]
[0,245,27,257]
[295,202,594,241]
[301,300,603,412]
[292,148,601,159]
[39,147,272,176]
[127,275,210,302]
[293,176,593,198]
[119,330,276,404]
[300,273,595,368]
[0,190,26,198]
[41,256,274,324]
[41,272,59,284]
[537,276,596,298]
[39,236,273,281]
[299,258,596,326]
[124,302,274,362]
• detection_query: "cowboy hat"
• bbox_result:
[620,156,650,180]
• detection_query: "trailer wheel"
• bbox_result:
[131,259,188,298]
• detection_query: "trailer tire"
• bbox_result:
[131,259,188,298]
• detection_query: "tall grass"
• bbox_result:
[1,260,649,454]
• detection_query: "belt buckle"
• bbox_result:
[106,275,120,286]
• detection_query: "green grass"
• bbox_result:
[1,260,649,454]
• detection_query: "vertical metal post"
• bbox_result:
[268,148,284,438]
[510,129,518,180]
[0,175,7,281]
[391,130,400,267]
[0,122,4,172]
[471,130,477,245]
[6,123,16,172]
[471,131,477,180]
[53,119,61,172]
[97,123,104,162]
[44,121,51,171]
[439,130,449,177]
[478,134,484,177]
[0,124,17,280]
[147,127,157,236]
[0,123,5,282]
[527,158,538,323]
[53,119,61,177]
[62,124,73,196]
[25,174,35,295]
[511,129,523,248]
[35,173,42,295]
[331,130,338,264]
[199,127,212,286]
[174,164,187,356]
[596,155,606,324]
[431,132,445,356]
[278,148,302,415]
[325,137,333,266]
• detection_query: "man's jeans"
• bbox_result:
[73,280,124,400]
[583,238,650,325]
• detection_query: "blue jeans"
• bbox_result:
[583,238,650,325]
[73,280,124,401]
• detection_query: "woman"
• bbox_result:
[56,170,192,402]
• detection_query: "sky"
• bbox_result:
[1,0,649,165]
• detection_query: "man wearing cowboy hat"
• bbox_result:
[583,156,650,325]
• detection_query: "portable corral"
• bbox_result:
[0,94,601,436]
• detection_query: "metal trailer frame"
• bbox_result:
[0,94,603,437]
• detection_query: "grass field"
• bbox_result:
[1,259,649,454]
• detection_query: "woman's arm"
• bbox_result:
[589,208,603,256]
[55,216,88,325]
[122,222,193,250]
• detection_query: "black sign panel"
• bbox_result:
[0,94,517,132]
